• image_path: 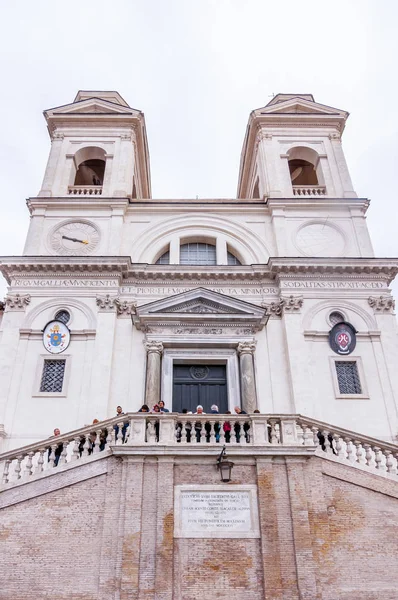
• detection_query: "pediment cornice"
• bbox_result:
[133,287,269,332]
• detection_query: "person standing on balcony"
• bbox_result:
[158,400,169,413]
[48,427,63,466]
[114,405,128,443]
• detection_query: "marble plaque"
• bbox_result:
[174,485,260,538]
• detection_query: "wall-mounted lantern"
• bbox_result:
[216,445,234,482]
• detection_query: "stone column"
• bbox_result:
[237,341,257,413]
[144,341,163,407]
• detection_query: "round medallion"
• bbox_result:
[43,320,71,354]
[49,221,100,256]
[295,223,345,257]
[329,322,356,355]
[190,366,209,380]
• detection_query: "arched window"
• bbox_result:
[156,250,170,265]
[289,159,318,186]
[155,243,243,265]
[287,146,326,195]
[72,147,106,187]
[55,310,71,325]
[180,243,216,265]
[227,251,241,265]
[329,311,345,326]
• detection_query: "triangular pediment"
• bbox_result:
[258,97,347,117]
[46,97,135,116]
[133,288,268,333]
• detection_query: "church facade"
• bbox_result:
[1,92,398,600]
[0,90,397,449]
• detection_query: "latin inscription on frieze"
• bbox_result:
[12,279,119,288]
[174,485,260,539]
[281,280,387,290]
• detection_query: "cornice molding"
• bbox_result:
[1,257,397,286]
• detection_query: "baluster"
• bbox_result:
[209,420,216,444]
[106,427,115,447]
[147,421,156,444]
[36,449,45,473]
[219,422,226,445]
[123,421,130,443]
[47,446,56,468]
[2,459,11,484]
[269,420,278,445]
[363,444,373,467]
[82,436,91,457]
[15,455,23,478]
[180,420,187,444]
[59,441,69,465]
[373,446,383,471]
[72,437,80,461]
[385,451,396,475]
[24,451,34,478]
[231,420,240,444]
[353,440,365,464]
[116,421,124,445]
[92,430,101,453]
[333,434,345,459]
[311,426,320,447]
[320,429,333,455]
[302,424,314,446]
[344,438,355,463]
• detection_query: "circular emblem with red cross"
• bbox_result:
[329,322,356,355]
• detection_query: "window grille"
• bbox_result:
[40,360,66,393]
[335,361,362,394]
[156,251,170,265]
[55,310,70,325]
[329,311,344,326]
[227,251,241,265]
[180,243,216,265]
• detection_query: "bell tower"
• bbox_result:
[38,90,151,199]
[23,91,151,257]
[237,93,356,200]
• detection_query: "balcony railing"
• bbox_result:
[1,413,397,487]
[292,185,326,196]
[68,185,102,196]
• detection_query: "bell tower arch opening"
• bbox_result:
[287,146,325,194]
[71,146,106,188]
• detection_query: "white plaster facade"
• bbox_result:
[0,91,397,451]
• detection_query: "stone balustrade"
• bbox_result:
[1,413,397,487]
[292,185,326,196]
[67,185,103,195]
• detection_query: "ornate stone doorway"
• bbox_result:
[172,364,228,413]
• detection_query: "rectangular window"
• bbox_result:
[40,359,66,393]
[335,361,362,394]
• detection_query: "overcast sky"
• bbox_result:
[1,0,397,299]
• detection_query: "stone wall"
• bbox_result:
[0,453,397,599]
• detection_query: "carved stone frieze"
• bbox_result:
[144,341,164,355]
[237,341,257,356]
[114,298,137,317]
[5,294,31,310]
[368,295,395,313]
[281,295,304,312]
[96,294,117,311]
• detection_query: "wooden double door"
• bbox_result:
[172,364,228,413]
